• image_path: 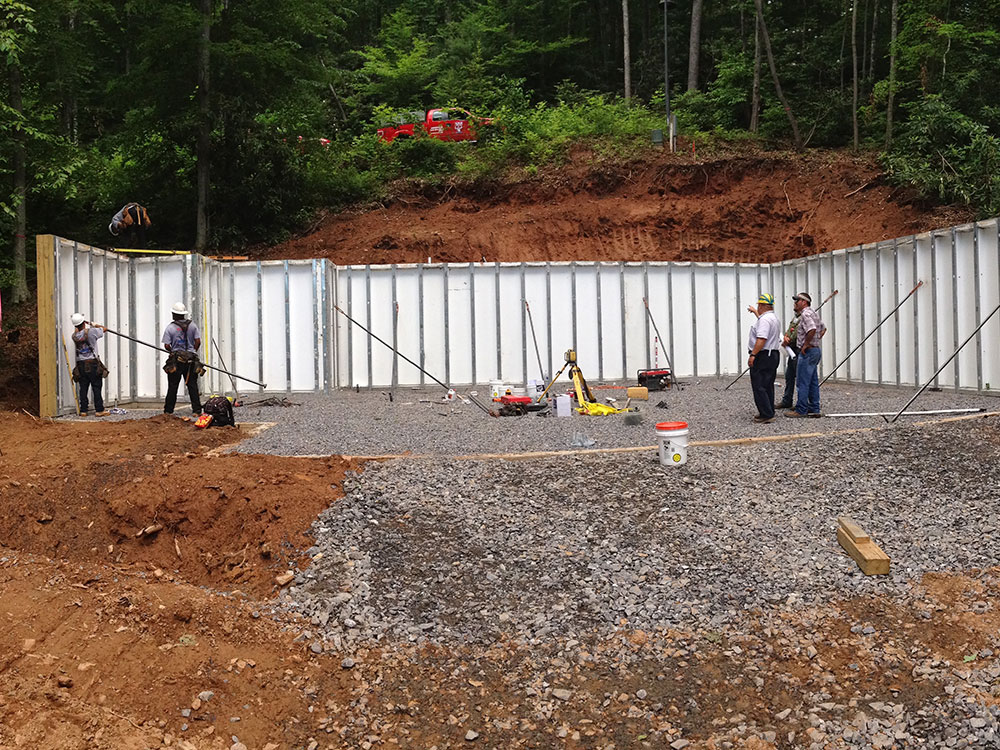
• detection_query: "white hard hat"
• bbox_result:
[71,312,85,326]
[171,301,189,316]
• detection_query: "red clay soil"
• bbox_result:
[262,147,972,266]
[0,413,364,597]
[2,412,999,748]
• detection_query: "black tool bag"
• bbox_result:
[202,395,235,426]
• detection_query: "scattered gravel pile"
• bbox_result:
[279,419,1000,650]
[234,379,995,456]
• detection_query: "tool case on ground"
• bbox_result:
[637,369,671,391]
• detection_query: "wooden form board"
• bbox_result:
[36,235,58,418]
[837,516,890,575]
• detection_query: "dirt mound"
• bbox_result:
[0,299,39,413]
[262,148,971,265]
[0,414,364,596]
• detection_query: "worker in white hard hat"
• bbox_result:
[161,301,203,416]
[70,313,110,417]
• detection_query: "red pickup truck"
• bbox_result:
[377,108,495,144]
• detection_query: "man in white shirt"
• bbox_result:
[746,293,782,423]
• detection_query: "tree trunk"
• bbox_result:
[868,0,878,80]
[9,64,29,303]
[195,0,211,252]
[750,17,761,132]
[839,0,848,93]
[687,0,704,91]
[851,0,859,149]
[753,0,801,148]
[885,0,898,147]
[622,0,631,102]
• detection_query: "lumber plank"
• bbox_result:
[36,235,58,418]
[626,386,649,400]
[837,516,869,544]
[837,524,890,576]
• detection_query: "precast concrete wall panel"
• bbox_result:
[361,265,396,389]
[954,227,979,391]
[447,264,474,386]
[547,266,576,380]
[644,264,672,371]
[978,221,1000,391]
[932,231,956,388]
[523,264,552,382]
[668,265,695,377]
[231,264,262,392]
[468,265,499,383]
[596,262,624,381]
[913,235,936,386]
[287,261,319,391]
[861,244,880,382]
[40,218,1000,415]
[420,266,448,387]
[828,251,848,381]
[715,264,740,376]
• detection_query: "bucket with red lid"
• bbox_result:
[655,421,689,466]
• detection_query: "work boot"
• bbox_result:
[95,411,110,417]
[807,411,823,418]
[753,415,775,424]
[784,410,806,418]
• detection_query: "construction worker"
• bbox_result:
[161,301,203,416]
[778,305,802,410]
[785,292,826,418]
[108,202,151,247]
[746,293,782,424]
[70,313,110,417]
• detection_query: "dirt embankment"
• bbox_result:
[262,148,971,266]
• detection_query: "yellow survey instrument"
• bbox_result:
[539,349,632,416]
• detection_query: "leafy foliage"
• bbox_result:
[1,0,999,280]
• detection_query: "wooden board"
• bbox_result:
[837,516,869,544]
[837,519,890,576]
[36,235,58,418]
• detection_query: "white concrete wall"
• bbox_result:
[46,218,1000,414]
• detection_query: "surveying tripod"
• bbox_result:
[535,349,597,404]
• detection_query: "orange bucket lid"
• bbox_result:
[655,421,688,431]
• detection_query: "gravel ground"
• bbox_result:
[270,416,1000,748]
[283,418,1000,648]
[223,378,997,457]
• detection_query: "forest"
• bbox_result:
[1,0,999,303]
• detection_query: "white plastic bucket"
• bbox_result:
[656,421,689,466]
[490,380,504,398]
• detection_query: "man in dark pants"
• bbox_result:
[71,312,110,417]
[778,307,801,409]
[161,301,203,416]
[746,293,782,424]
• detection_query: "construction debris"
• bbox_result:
[242,397,301,408]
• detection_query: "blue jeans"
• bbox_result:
[793,347,822,414]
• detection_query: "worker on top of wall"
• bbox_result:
[108,202,152,248]
[161,301,203,417]
[71,312,110,417]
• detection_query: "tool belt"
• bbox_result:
[163,350,206,376]
[72,358,110,381]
